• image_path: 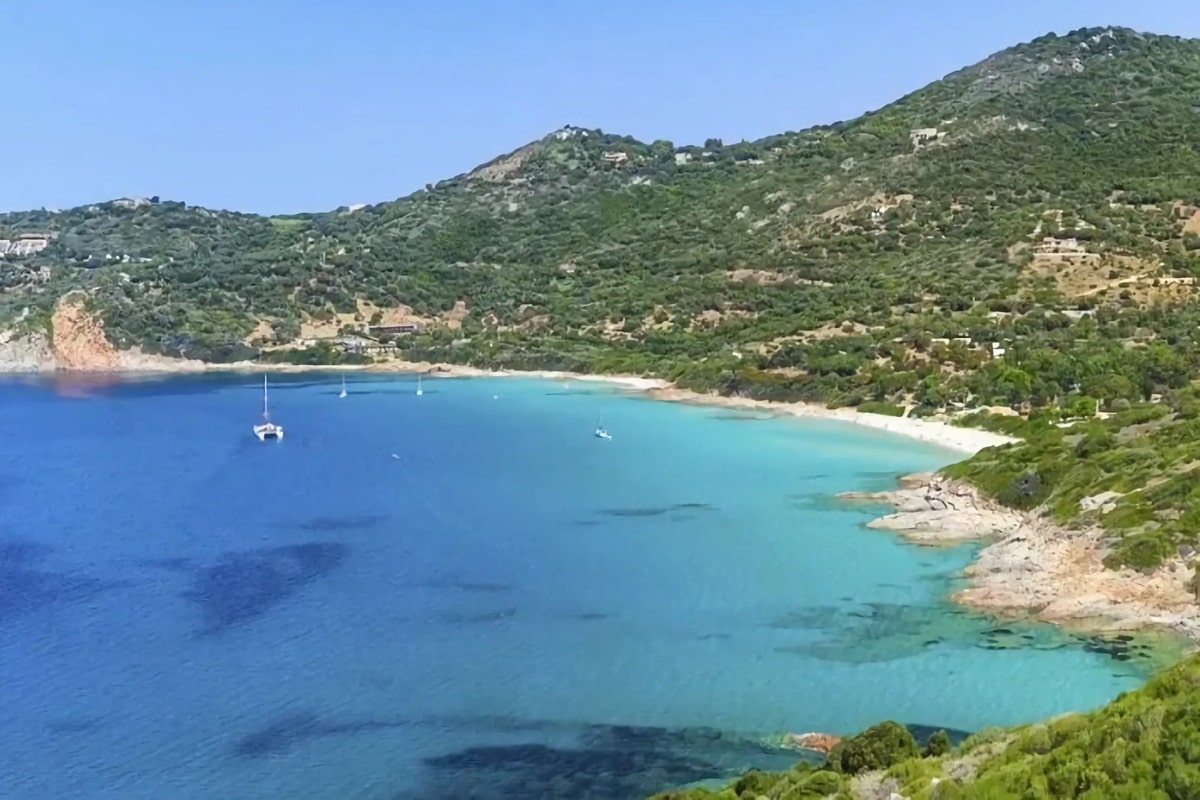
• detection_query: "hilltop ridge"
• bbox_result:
[4,26,1200,375]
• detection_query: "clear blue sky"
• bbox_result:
[4,0,1197,215]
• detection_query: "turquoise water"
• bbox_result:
[0,373,1153,799]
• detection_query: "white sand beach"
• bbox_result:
[643,387,1016,456]
[1,347,1011,455]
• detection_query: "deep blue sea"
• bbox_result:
[0,373,1157,799]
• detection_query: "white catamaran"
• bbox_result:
[339,374,348,399]
[594,416,612,440]
[416,373,423,396]
[253,375,284,441]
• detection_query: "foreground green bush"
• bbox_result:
[652,655,1200,799]
[827,721,921,775]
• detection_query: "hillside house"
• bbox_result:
[368,323,422,336]
[341,335,398,355]
[1036,237,1086,255]
[0,234,50,257]
[909,128,945,147]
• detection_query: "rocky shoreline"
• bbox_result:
[845,473,1200,644]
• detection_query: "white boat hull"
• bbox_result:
[254,424,284,441]
[256,375,283,440]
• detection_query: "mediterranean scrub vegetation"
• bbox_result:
[651,655,1200,799]
[943,384,1200,571]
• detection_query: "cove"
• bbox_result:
[0,373,1158,799]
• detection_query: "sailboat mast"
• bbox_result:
[263,375,270,420]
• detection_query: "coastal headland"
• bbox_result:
[839,476,1200,645]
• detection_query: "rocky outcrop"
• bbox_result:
[783,731,842,754]
[853,472,1200,642]
[954,525,1200,639]
[50,295,120,370]
[0,295,195,373]
[840,476,1022,544]
[0,328,55,371]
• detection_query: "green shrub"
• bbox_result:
[827,721,920,775]
[1103,532,1175,571]
[925,729,951,757]
[732,769,783,796]
[857,400,906,417]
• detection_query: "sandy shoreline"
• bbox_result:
[645,387,1017,456]
[2,357,1015,455]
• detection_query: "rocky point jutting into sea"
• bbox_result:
[841,474,1200,645]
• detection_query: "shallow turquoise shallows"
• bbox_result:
[0,374,1151,799]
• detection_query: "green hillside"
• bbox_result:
[651,654,1200,799]
[4,26,1200,408]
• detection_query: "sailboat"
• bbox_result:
[253,375,284,441]
[339,374,348,399]
[416,373,423,397]
[594,415,612,441]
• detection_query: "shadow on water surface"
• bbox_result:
[597,503,714,518]
[158,543,348,636]
[0,538,131,622]
[576,504,716,527]
[260,714,798,800]
[290,514,388,533]
[0,474,26,503]
[44,716,107,735]
[767,599,1169,675]
[230,710,966,799]
[436,608,518,625]
[413,578,514,594]
[405,722,866,800]
[231,711,587,761]
[231,712,401,758]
